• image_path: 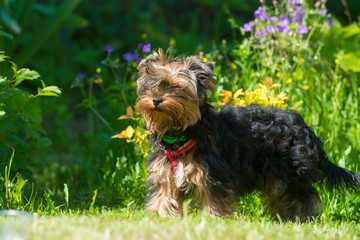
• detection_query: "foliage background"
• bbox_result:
[0,0,359,221]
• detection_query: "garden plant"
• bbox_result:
[0,0,359,239]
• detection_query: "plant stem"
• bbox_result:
[89,105,116,134]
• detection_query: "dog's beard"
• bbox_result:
[136,96,201,136]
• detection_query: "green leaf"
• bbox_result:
[22,102,42,123]
[33,4,56,15]
[0,9,22,33]
[338,51,360,72]
[0,52,10,62]
[27,123,47,134]
[0,30,14,40]
[14,68,40,87]
[340,23,360,39]
[0,110,5,119]
[3,89,32,111]
[63,14,88,29]
[37,86,62,97]
[37,137,52,148]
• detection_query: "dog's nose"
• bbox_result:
[153,97,163,107]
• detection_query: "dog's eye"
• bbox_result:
[197,73,207,81]
[158,81,169,88]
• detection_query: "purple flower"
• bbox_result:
[279,15,291,26]
[327,16,335,25]
[105,45,114,53]
[133,54,140,62]
[288,0,300,5]
[266,25,279,34]
[77,72,86,78]
[294,12,304,23]
[138,42,144,48]
[320,8,328,17]
[294,6,303,13]
[256,29,266,37]
[265,16,278,22]
[142,43,151,53]
[123,52,134,62]
[279,25,291,33]
[242,21,254,32]
[296,25,308,35]
[254,6,266,19]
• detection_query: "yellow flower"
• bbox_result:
[116,58,120,63]
[286,78,292,84]
[300,58,305,63]
[233,89,245,98]
[276,72,282,77]
[220,90,232,104]
[112,125,134,139]
[335,58,340,65]
[169,37,176,46]
[231,63,237,70]
[94,78,103,84]
[141,33,147,39]
[96,68,101,74]
[303,85,310,90]
[132,62,138,68]
[203,57,208,63]
[220,85,288,109]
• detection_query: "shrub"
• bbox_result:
[0,50,61,182]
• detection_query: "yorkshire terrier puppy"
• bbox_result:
[135,49,360,221]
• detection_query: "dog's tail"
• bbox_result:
[319,151,360,191]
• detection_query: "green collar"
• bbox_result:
[162,135,187,144]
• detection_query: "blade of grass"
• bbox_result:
[4,148,15,207]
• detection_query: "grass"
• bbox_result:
[27,209,360,240]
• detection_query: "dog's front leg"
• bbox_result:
[145,173,182,217]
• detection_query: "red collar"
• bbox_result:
[158,138,198,173]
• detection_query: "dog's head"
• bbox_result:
[135,49,216,136]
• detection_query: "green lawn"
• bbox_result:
[27,209,360,240]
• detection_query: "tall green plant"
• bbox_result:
[0,49,61,181]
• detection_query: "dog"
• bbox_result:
[135,49,360,221]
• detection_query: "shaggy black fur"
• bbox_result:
[138,50,360,221]
[149,102,360,220]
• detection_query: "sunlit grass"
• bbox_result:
[28,208,360,240]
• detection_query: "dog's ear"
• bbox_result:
[186,57,217,95]
[203,61,215,75]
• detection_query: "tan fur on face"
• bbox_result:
[136,94,201,136]
[136,49,216,136]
